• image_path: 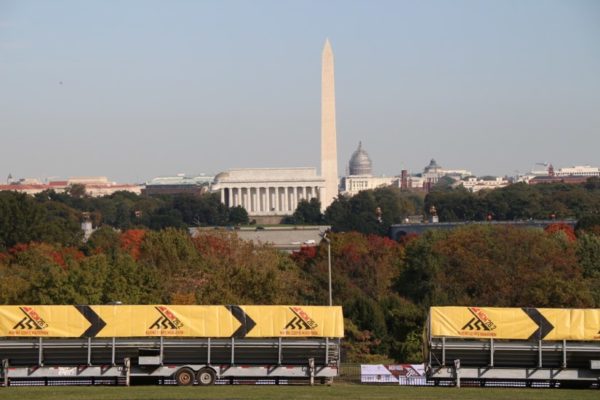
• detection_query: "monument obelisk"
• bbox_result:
[320,39,338,211]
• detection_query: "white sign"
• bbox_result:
[360,364,398,383]
[361,364,427,385]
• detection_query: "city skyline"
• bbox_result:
[1,0,599,183]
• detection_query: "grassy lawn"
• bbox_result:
[1,384,599,400]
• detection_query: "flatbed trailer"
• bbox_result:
[425,306,600,387]
[0,304,343,386]
[1,337,340,386]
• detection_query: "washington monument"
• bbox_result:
[320,39,338,211]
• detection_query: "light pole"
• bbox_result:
[321,232,332,306]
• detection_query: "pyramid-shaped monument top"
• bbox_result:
[321,39,333,63]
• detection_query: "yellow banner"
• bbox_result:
[430,307,600,341]
[0,305,344,338]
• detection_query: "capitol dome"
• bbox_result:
[349,142,373,176]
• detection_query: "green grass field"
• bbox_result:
[1,384,599,400]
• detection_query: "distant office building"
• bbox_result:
[0,176,142,197]
[456,176,510,192]
[554,165,600,177]
[69,177,143,196]
[528,175,591,185]
[520,164,600,185]
[142,174,213,196]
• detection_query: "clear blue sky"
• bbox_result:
[1,0,599,182]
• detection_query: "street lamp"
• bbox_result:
[320,232,332,306]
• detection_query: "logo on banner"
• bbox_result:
[146,306,184,335]
[281,307,319,336]
[9,306,49,335]
[459,307,497,337]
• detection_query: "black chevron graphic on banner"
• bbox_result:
[75,305,107,337]
[284,316,311,330]
[226,305,256,338]
[461,317,490,331]
[522,307,554,340]
[14,318,34,330]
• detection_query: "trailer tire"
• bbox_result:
[197,368,216,385]
[175,368,195,386]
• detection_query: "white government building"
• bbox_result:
[211,168,325,216]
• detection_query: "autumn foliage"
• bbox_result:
[7,243,84,268]
[119,229,146,260]
[291,245,317,262]
[544,222,577,241]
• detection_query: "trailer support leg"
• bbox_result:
[87,337,92,366]
[231,337,235,366]
[454,359,461,388]
[309,358,315,386]
[38,337,44,366]
[207,338,211,365]
[124,357,130,387]
[111,337,116,366]
[441,337,446,366]
[277,337,282,365]
[2,359,8,387]
[159,336,164,366]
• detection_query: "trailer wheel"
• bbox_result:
[175,368,195,386]
[197,368,216,385]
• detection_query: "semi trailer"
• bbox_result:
[425,306,600,387]
[0,304,343,386]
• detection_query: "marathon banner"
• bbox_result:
[0,305,344,338]
[430,306,600,341]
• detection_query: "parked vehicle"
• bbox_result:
[0,305,343,386]
[425,306,600,387]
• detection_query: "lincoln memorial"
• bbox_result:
[211,168,325,217]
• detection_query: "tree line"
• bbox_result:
[2,177,599,251]
[424,177,600,222]
[294,178,600,234]
[0,190,250,251]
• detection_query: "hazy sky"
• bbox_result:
[1,0,599,183]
